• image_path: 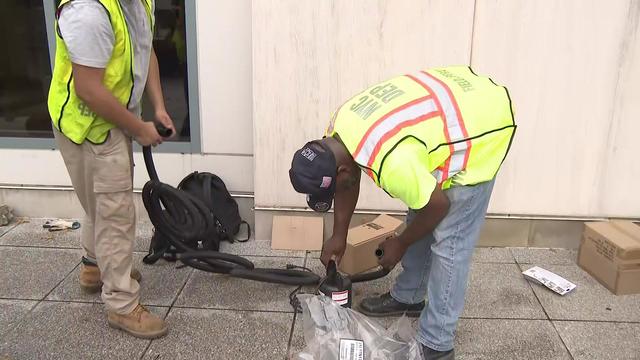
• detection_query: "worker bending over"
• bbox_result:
[289,66,516,360]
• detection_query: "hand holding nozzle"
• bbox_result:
[154,122,173,138]
[376,231,405,270]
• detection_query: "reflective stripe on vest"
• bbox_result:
[327,66,516,194]
[352,96,439,180]
[408,71,472,184]
[353,71,474,185]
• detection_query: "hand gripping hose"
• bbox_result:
[141,123,388,287]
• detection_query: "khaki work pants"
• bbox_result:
[54,128,140,314]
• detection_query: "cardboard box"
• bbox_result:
[271,215,323,251]
[578,221,640,295]
[339,214,404,275]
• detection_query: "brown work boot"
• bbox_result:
[79,258,142,293]
[107,304,168,339]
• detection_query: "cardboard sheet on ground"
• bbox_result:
[271,215,323,251]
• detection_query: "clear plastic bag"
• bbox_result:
[293,295,422,360]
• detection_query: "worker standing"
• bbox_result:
[48,0,175,338]
[289,66,516,359]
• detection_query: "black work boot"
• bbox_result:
[358,292,424,317]
[422,345,455,360]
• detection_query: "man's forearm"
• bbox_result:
[332,181,360,238]
[75,78,144,136]
[397,188,450,247]
[146,49,166,113]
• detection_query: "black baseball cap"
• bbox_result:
[289,140,337,212]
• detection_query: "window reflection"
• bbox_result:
[0,0,191,142]
[143,0,190,142]
[0,0,53,138]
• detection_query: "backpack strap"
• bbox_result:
[235,220,251,242]
[201,173,231,240]
[201,172,213,212]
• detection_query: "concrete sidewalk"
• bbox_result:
[0,218,639,360]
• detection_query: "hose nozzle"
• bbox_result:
[154,122,173,137]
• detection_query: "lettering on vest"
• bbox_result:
[350,82,406,120]
[77,102,97,120]
[433,69,474,92]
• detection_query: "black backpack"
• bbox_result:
[178,171,250,243]
[143,171,250,264]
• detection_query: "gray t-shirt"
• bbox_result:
[58,0,155,117]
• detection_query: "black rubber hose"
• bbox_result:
[179,250,255,273]
[143,147,160,183]
[141,134,344,287]
[350,267,390,283]
[142,122,171,182]
[230,268,321,286]
[142,181,230,273]
[179,250,255,268]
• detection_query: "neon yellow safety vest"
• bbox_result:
[48,0,153,144]
[327,66,516,191]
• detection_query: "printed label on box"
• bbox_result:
[522,266,577,296]
[589,235,616,261]
[339,339,364,360]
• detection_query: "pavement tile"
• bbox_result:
[0,299,37,336]
[144,308,293,360]
[463,263,546,319]
[519,263,640,322]
[0,218,81,249]
[0,218,156,253]
[553,321,640,360]
[0,247,80,300]
[0,222,19,238]
[472,247,515,263]
[4,216,639,359]
[511,247,578,266]
[306,259,544,319]
[455,319,571,360]
[175,256,305,312]
[220,239,306,258]
[47,253,192,307]
[0,301,168,360]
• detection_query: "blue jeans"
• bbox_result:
[390,180,495,351]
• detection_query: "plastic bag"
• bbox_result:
[292,294,422,360]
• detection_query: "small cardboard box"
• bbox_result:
[339,214,404,275]
[271,216,323,251]
[578,221,640,295]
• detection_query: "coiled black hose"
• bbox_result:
[141,124,388,286]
